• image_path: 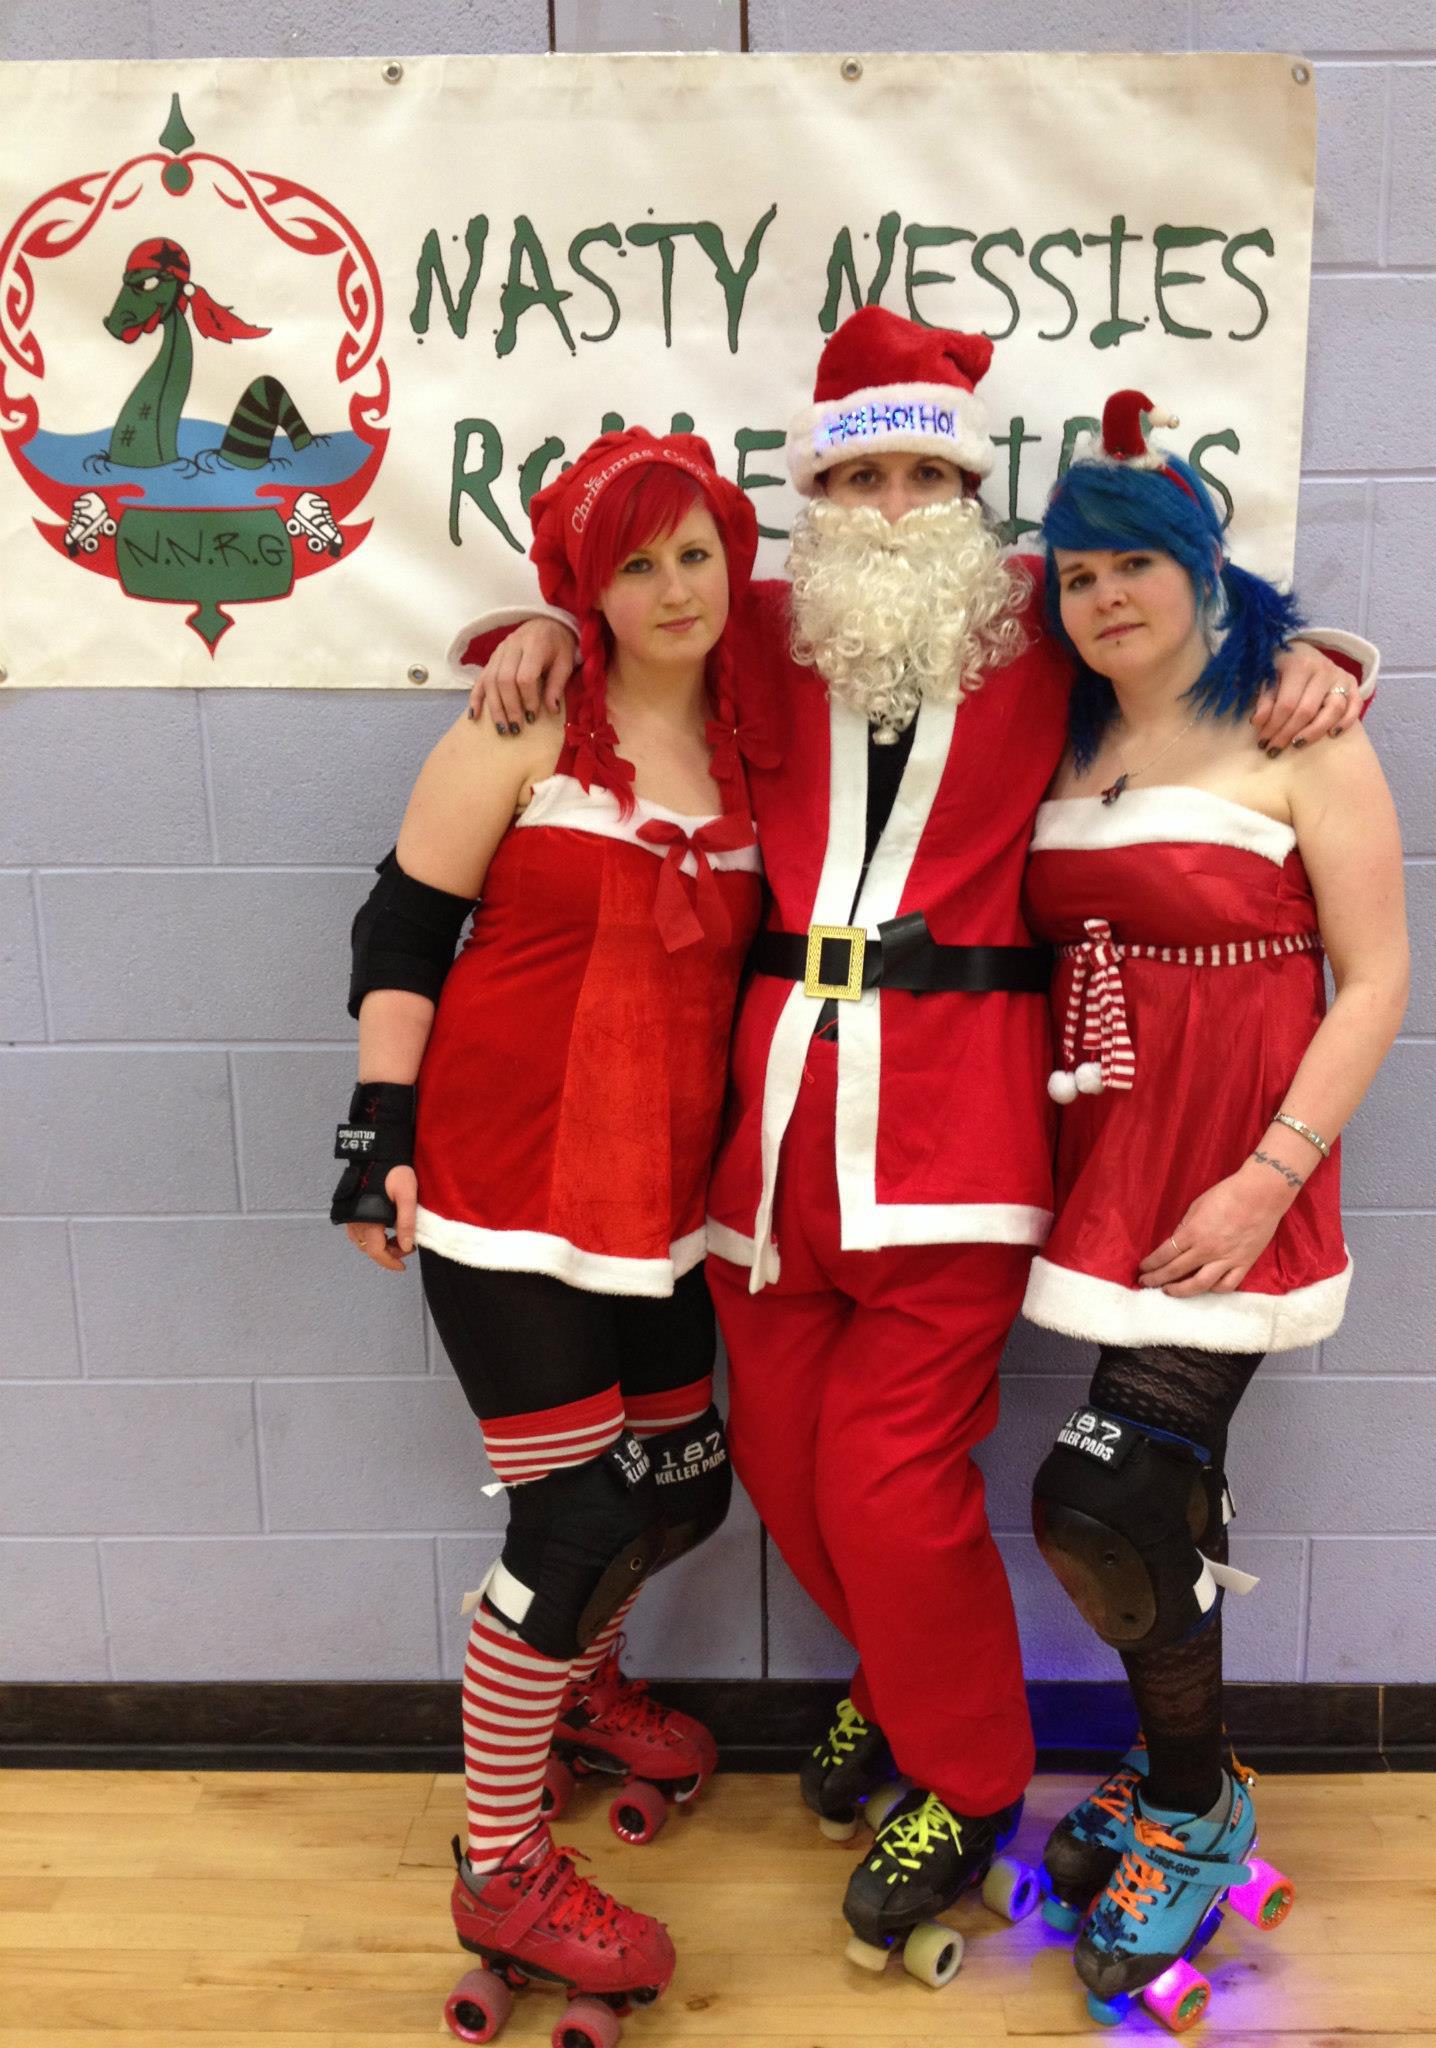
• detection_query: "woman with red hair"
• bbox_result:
[330,431,762,2034]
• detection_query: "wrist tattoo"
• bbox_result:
[1252,1149,1305,1192]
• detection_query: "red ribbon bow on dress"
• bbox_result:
[635,813,755,953]
[566,716,636,799]
[1050,916,1136,1100]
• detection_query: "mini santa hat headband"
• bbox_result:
[786,305,998,497]
[1089,389,1199,503]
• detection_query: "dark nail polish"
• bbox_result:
[1292,737,1306,749]
[525,711,536,724]
[467,708,476,721]
[1267,746,1282,759]
[509,722,523,736]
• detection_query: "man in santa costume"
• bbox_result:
[462,306,1369,1953]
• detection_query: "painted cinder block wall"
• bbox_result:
[2,0,1432,1691]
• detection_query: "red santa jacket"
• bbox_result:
[705,560,1071,1289]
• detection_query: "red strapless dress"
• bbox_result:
[413,762,762,1298]
[1021,786,1349,1352]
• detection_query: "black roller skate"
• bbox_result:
[1041,1740,1149,1931]
[799,1696,899,1842]
[841,1787,1039,1989]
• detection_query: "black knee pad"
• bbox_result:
[645,1403,732,1570]
[486,1434,662,1660]
[1031,1405,1218,1650]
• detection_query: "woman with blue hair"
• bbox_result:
[1020,394,1408,2029]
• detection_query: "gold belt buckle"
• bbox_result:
[804,923,867,1001]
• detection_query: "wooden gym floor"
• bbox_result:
[1,1766,1433,2045]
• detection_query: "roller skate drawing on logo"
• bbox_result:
[444,1827,674,2048]
[540,1642,718,1846]
[0,92,387,654]
[1044,1767,1294,2034]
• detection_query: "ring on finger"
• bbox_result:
[1169,1235,1185,1257]
[1326,683,1350,702]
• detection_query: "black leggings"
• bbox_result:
[1087,1340,1265,1816]
[420,1252,718,1423]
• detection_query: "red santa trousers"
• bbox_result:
[708,1033,1035,1818]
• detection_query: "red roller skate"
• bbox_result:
[542,1642,718,1845]
[444,1825,674,2047]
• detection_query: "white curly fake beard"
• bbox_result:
[787,496,1030,741]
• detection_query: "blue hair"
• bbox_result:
[1041,452,1305,769]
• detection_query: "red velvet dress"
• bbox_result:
[1021,786,1350,1353]
[412,732,761,1297]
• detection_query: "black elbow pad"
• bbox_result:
[348,850,475,1018]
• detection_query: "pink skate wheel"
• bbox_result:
[1228,1856,1295,1931]
[610,1777,667,1845]
[1143,1957,1210,2034]
[445,1966,513,2043]
[541,1756,576,1821]
[552,1994,622,2048]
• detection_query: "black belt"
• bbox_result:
[752,914,1052,1000]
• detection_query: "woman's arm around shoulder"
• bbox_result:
[1288,717,1408,1029]
[397,701,562,900]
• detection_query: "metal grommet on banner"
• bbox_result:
[383,61,404,84]
[1291,62,1311,84]
[407,664,429,685]
[840,57,863,82]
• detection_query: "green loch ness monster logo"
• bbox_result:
[0,96,388,649]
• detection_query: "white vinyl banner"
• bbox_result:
[0,52,1316,688]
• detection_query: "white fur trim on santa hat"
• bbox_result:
[787,381,995,496]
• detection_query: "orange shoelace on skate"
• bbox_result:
[1090,1769,1140,1825]
[1107,1817,1187,1925]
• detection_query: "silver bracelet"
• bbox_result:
[1270,1112,1331,1161]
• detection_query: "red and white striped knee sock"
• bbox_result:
[462,1384,626,1869]
[567,1377,715,1689]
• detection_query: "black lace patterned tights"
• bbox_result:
[1088,1341,1265,1817]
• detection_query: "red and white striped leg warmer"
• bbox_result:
[460,1608,571,1870]
[567,1377,715,1688]
[462,1384,627,1869]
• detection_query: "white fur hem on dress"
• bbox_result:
[1022,1254,1353,1353]
[414,1208,707,1297]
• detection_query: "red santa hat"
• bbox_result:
[786,305,997,497]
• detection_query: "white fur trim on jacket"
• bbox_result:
[1293,628,1379,700]
[1022,1254,1353,1353]
[447,603,579,679]
[413,1209,707,1297]
[787,382,995,495]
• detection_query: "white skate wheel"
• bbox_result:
[982,1854,1040,1922]
[843,1932,891,1974]
[862,1779,909,1834]
[901,1919,965,1988]
[818,1811,859,1842]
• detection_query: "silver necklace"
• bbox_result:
[1099,713,1200,805]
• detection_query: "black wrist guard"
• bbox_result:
[330,1082,417,1228]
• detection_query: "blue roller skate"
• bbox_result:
[1040,1740,1148,1931]
[1076,1772,1295,2035]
